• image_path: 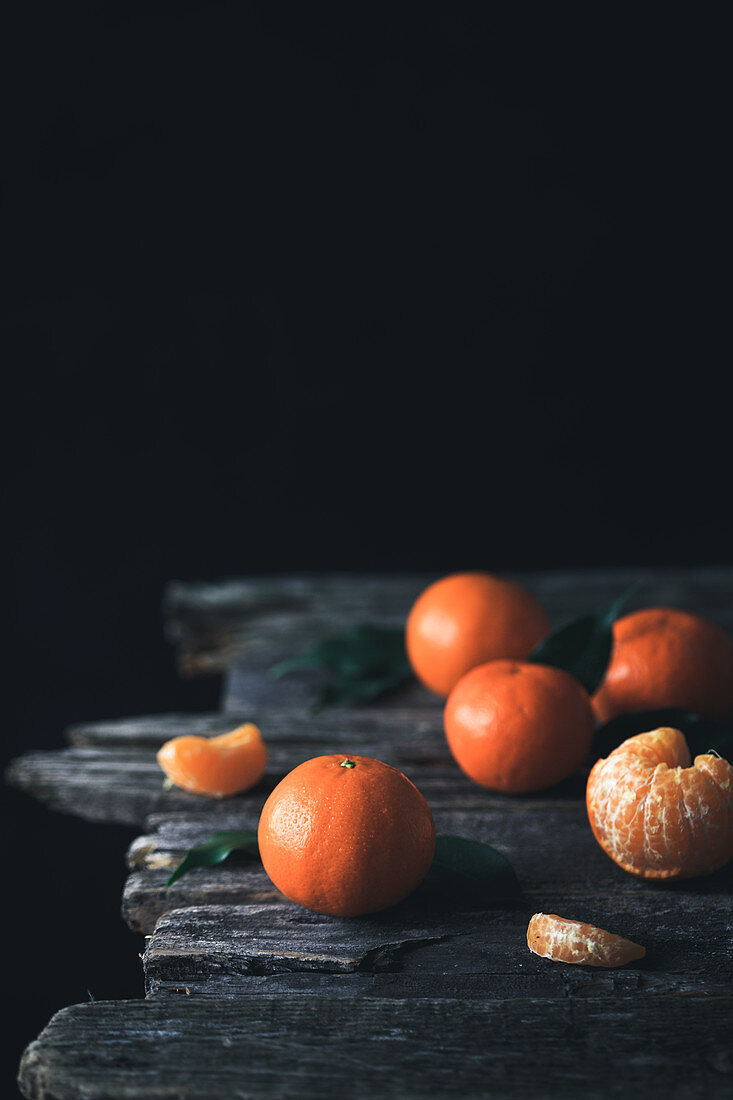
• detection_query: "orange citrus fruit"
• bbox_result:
[156,723,268,798]
[592,607,733,723]
[405,571,551,697]
[527,913,646,967]
[444,659,595,793]
[257,754,436,917]
[586,726,733,880]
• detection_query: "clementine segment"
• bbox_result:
[527,913,646,967]
[592,607,733,723]
[444,660,594,793]
[405,571,550,697]
[156,723,268,798]
[586,727,733,879]
[257,755,436,917]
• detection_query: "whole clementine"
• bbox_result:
[586,726,733,880]
[444,660,594,793]
[257,755,436,917]
[156,723,268,798]
[405,571,551,697]
[592,607,733,723]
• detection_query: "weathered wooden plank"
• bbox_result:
[65,706,443,750]
[8,706,452,825]
[7,736,593,827]
[142,892,732,999]
[18,994,733,1099]
[224,653,435,711]
[5,746,275,827]
[122,805,733,934]
[125,802,574,933]
[161,567,733,680]
[163,572,434,676]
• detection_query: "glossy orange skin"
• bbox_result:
[405,571,551,697]
[444,659,594,794]
[257,755,436,917]
[156,723,268,798]
[586,727,733,880]
[592,607,733,723]
[527,913,645,968]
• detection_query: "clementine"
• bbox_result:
[592,607,733,723]
[527,913,646,967]
[257,754,436,916]
[405,571,551,697]
[586,726,733,880]
[156,723,268,798]
[444,659,594,793]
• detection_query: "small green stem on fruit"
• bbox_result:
[341,758,356,768]
[707,748,722,758]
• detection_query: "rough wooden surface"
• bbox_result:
[65,706,445,753]
[10,744,546,827]
[161,567,733,685]
[12,707,599,827]
[127,800,732,1001]
[13,569,733,1098]
[5,710,456,826]
[18,994,733,1099]
[142,893,732,999]
[122,803,733,935]
[9,567,733,826]
[163,573,434,676]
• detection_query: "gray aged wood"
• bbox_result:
[122,803,733,934]
[65,707,446,749]
[163,572,435,676]
[9,568,733,826]
[142,893,732,999]
[4,709,453,826]
[7,746,529,827]
[11,711,596,826]
[13,570,733,1098]
[160,568,733,688]
[18,994,733,1099]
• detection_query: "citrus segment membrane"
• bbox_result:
[156,723,268,798]
[586,727,733,879]
[527,912,646,968]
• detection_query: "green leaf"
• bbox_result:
[165,830,259,887]
[593,708,733,761]
[310,668,414,714]
[527,582,641,695]
[270,625,413,711]
[429,835,520,902]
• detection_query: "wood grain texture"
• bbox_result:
[11,569,733,1098]
[65,706,444,751]
[8,729,595,826]
[18,994,733,1099]
[163,572,434,676]
[160,567,733,682]
[142,892,732,999]
[122,803,733,934]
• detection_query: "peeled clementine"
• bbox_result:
[527,913,646,968]
[257,754,436,917]
[592,607,733,723]
[444,659,594,794]
[586,727,733,880]
[156,723,268,798]
[405,571,550,697]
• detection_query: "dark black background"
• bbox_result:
[2,4,730,1093]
